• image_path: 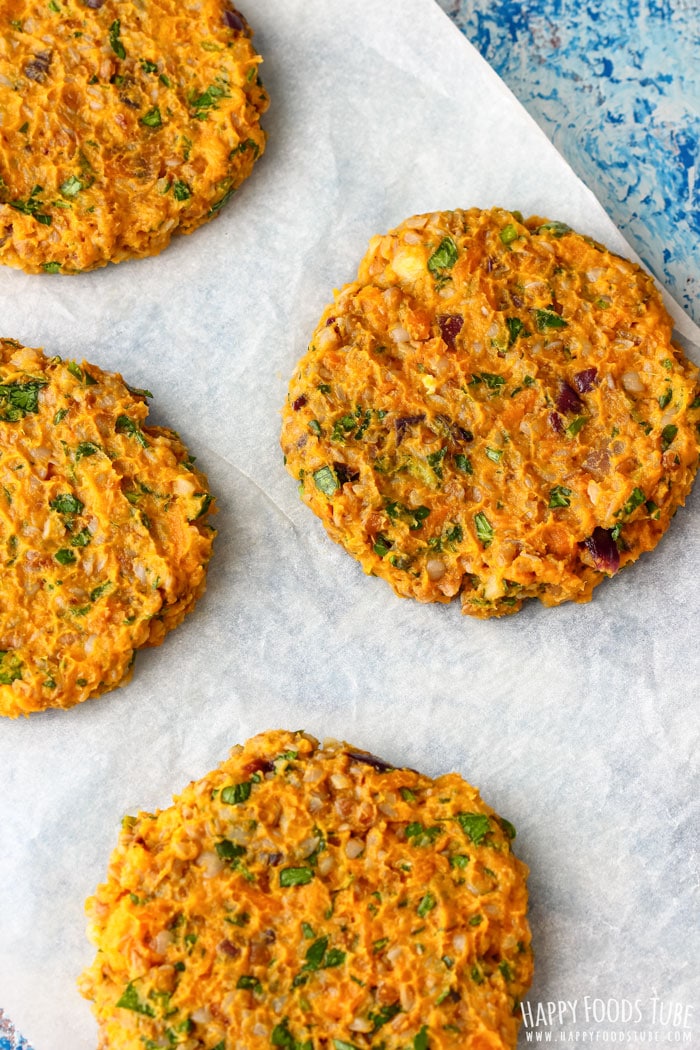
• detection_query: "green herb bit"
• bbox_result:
[373,532,393,557]
[370,1003,401,1031]
[469,914,483,926]
[280,866,314,887]
[116,982,154,1016]
[215,839,246,861]
[426,447,447,478]
[0,651,22,685]
[9,185,52,225]
[141,107,162,128]
[173,180,191,201]
[237,975,262,993]
[621,487,645,516]
[313,465,338,497]
[535,308,568,331]
[690,395,700,410]
[485,446,503,463]
[271,1018,312,1050]
[221,781,252,805]
[416,891,436,917]
[109,20,126,60]
[450,854,469,869]
[331,414,356,442]
[116,414,149,447]
[0,378,48,421]
[427,236,458,279]
[90,582,111,602]
[405,822,442,847]
[414,1025,430,1050]
[470,371,506,391]
[71,527,92,548]
[537,220,571,237]
[301,922,315,939]
[471,964,484,984]
[400,786,417,801]
[54,548,77,565]
[75,440,100,460]
[474,512,494,548]
[308,419,321,436]
[566,415,587,437]
[658,388,672,410]
[454,453,473,474]
[60,175,83,198]
[455,812,491,845]
[499,960,513,981]
[500,224,518,245]
[50,492,84,515]
[661,424,678,451]
[499,817,517,839]
[548,485,572,508]
[43,261,61,273]
[506,316,530,345]
[190,83,230,120]
[373,937,389,953]
[209,184,236,214]
[140,59,158,74]
[230,137,260,160]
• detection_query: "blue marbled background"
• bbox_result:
[437,0,700,325]
[2,1,696,1045]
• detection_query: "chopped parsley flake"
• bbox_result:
[140,107,162,128]
[115,982,154,1016]
[535,307,568,331]
[54,548,77,565]
[474,512,494,548]
[116,414,149,447]
[661,424,678,451]
[108,20,126,60]
[456,812,491,844]
[427,236,458,279]
[0,378,47,420]
[221,781,252,805]
[173,180,192,201]
[50,493,84,515]
[548,485,572,508]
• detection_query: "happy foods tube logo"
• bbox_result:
[520,996,695,1044]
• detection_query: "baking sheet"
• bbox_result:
[1,0,699,1046]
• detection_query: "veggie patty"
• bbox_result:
[0,338,215,716]
[80,729,532,1050]
[0,0,268,273]
[281,207,700,618]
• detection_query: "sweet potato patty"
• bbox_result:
[0,338,215,717]
[0,0,268,273]
[281,208,700,618]
[80,729,532,1050]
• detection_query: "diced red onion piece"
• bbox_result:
[395,414,425,442]
[548,411,564,434]
[556,380,583,414]
[573,367,598,393]
[582,527,620,575]
[292,395,307,411]
[223,8,245,29]
[437,314,464,350]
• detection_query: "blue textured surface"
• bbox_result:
[1,3,696,1047]
[437,0,700,325]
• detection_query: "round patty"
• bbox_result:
[281,207,700,618]
[0,339,215,716]
[0,0,268,273]
[80,729,532,1050]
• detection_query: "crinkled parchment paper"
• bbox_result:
[1,1,698,1046]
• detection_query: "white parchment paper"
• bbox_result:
[1,1,698,1046]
